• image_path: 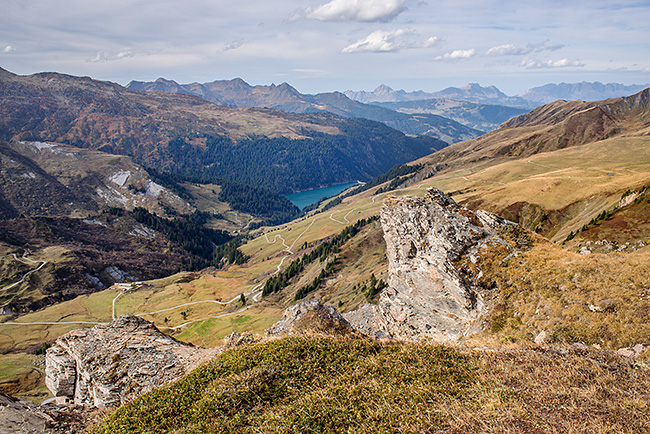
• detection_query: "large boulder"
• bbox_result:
[345,188,514,341]
[45,315,216,408]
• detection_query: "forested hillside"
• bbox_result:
[0,68,446,195]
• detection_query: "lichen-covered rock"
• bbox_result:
[45,315,216,408]
[268,299,353,335]
[345,188,513,342]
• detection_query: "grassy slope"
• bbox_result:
[91,336,650,434]
[0,244,77,312]
[566,188,650,249]
[427,135,650,240]
[181,183,255,232]
[0,352,49,403]
[458,228,650,350]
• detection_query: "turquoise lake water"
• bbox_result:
[286,182,361,210]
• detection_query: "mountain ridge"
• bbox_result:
[128,77,482,142]
[419,87,650,166]
[0,68,446,194]
[344,81,650,107]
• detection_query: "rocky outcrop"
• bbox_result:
[268,299,354,336]
[0,393,92,434]
[0,393,52,434]
[345,188,513,342]
[45,315,216,408]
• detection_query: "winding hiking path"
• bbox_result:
[112,291,124,320]
[0,252,48,292]
[1,196,369,330]
[329,206,360,225]
[527,159,561,171]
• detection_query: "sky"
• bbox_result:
[1,0,649,96]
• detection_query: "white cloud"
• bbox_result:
[521,58,584,69]
[487,42,564,56]
[343,30,440,53]
[89,49,134,63]
[223,40,244,51]
[3,45,15,53]
[435,48,476,61]
[301,0,407,23]
[487,44,530,56]
[422,37,441,48]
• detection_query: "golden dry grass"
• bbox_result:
[419,135,650,241]
[464,235,650,351]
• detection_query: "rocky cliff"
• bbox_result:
[45,315,216,408]
[345,188,514,341]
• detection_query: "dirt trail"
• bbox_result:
[1,252,48,293]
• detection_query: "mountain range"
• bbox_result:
[344,81,650,107]
[128,78,649,137]
[127,78,485,142]
[0,67,445,194]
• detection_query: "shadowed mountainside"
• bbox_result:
[374,98,529,132]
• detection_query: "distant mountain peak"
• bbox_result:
[277,82,297,91]
[461,82,483,90]
[154,77,176,84]
[374,84,394,93]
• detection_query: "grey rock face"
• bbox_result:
[45,315,216,408]
[0,393,52,434]
[44,346,76,400]
[345,188,513,342]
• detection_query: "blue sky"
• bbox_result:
[1,0,648,95]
